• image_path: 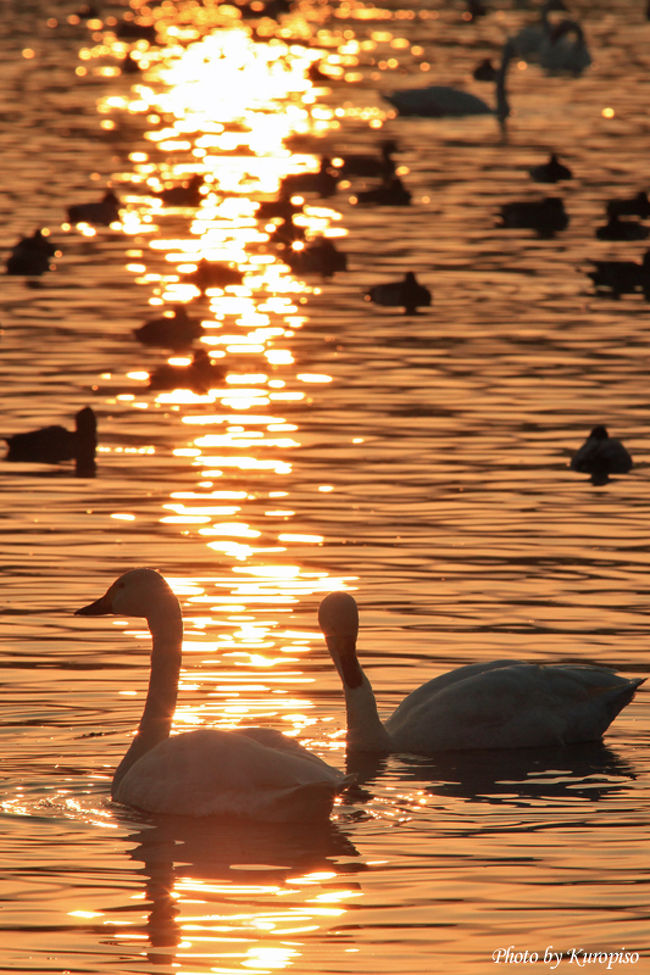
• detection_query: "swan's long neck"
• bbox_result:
[324,633,392,753]
[495,40,515,125]
[112,602,183,796]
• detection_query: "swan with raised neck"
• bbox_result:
[318,591,644,754]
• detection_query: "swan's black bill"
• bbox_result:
[75,594,111,616]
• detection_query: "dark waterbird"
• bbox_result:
[67,190,121,226]
[498,196,568,236]
[5,406,97,476]
[284,237,347,277]
[6,229,57,275]
[595,214,649,242]
[606,191,650,220]
[183,259,244,292]
[529,152,573,183]
[333,139,398,179]
[365,272,431,315]
[570,425,632,485]
[586,249,650,298]
[148,349,227,394]
[279,157,339,199]
[134,305,204,351]
[353,175,411,207]
[156,174,204,207]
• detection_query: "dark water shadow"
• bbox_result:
[345,742,638,806]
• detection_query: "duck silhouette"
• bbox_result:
[148,349,227,393]
[156,175,204,207]
[529,153,573,183]
[353,175,412,207]
[606,191,650,220]
[570,426,632,485]
[6,229,57,275]
[67,190,121,226]
[365,272,431,315]
[284,237,347,278]
[498,196,568,237]
[5,406,97,476]
[183,259,244,292]
[587,250,650,298]
[511,0,568,60]
[279,157,339,199]
[595,214,649,242]
[134,305,204,350]
[334,139,399,179]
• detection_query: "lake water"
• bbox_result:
[1,1,649,973]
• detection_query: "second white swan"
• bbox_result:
[318,591,643,754]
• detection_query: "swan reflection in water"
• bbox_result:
[345,741,639,807]
[123,813,360,967]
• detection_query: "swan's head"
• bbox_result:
[318,592,363,688]
[75,568,177,620]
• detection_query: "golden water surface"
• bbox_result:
[1,1,649,973]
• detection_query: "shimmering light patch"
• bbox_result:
[110,513,136,521]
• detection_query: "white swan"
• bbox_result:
[76,569,346,819]
[383,39,515,128]
[318,592,644,754]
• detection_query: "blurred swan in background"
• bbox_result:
[384,38,515,128]
[76,569,347,819]
[539,19,592,76]
[511,0,568,60]
[318,591,643,754]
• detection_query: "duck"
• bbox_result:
[75,568,346,819]
[365,272,432,315]
[498,196,569,236]
[284,237,348,277]
[587,250,650,298]
[595,214,649,242]
[5,405,96,475]
[318,591,644,754]
[570,425,633,484]
[148,349,227,394]
[183,259,244,293]
[6,229,57,275]
[607,191,650,220]
[134,305,204,351]
[529,152,573,183]
[333,139,399,179]
[156,174,204,207]
[353,175,412,207]
[539,19,592,76]
[279,157,339,199]
[383,38,515,129]
[67,190,121,226]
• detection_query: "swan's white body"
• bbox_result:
[384,40,514,125]
[76,569,345,819]
[318,592,643,754]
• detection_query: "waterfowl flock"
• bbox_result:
[3,0,647,823]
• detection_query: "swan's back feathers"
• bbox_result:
[383,87,491,118]
[115,727,346,819]
[385,662,644,752]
